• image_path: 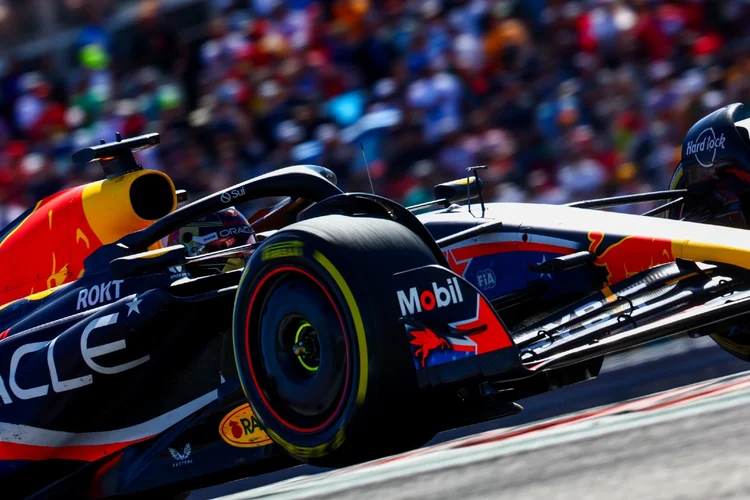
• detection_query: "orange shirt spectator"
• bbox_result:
[484,17,529,63]
[332,0,369,38]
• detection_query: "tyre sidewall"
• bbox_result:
[233,225,424,462]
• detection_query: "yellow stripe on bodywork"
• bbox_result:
[136,247,171,259]
[313,251,368,405]
[0,299,18,312]
[665,272,699,286]
[676,241,750,272]
[27,287,62,301]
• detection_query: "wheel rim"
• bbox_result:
[292,320,320,373]
[245,266,350,433]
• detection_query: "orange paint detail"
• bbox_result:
[410,328,450,367]
[47,252,69,289]
[76,228,90,248]
[588,231,675,285]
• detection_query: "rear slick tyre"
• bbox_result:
[667,168,750,362]
[233,215,439,467]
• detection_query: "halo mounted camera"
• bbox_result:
[72,132,160,178]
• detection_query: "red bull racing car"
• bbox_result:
[5,103,750,498]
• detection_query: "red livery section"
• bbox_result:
[0,437,148,462]
[444,240,575,277]
[447,297,513,355]
[0,186,102,306]
[0,169,175,308]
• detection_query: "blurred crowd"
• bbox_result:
[0,0,749,225]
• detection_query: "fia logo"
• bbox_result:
[169,443,192,467]
[476,269,496,290]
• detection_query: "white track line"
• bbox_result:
[221,372,750,500]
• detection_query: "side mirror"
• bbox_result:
[109,245,186,280]
[433,176,483,204]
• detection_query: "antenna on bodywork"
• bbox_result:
[466,165,487,218]
[360,142,375,194]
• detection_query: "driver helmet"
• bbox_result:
[168,207,256,257]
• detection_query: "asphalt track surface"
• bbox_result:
[190,335,750,500]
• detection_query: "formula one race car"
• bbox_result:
[5,103,750,498]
